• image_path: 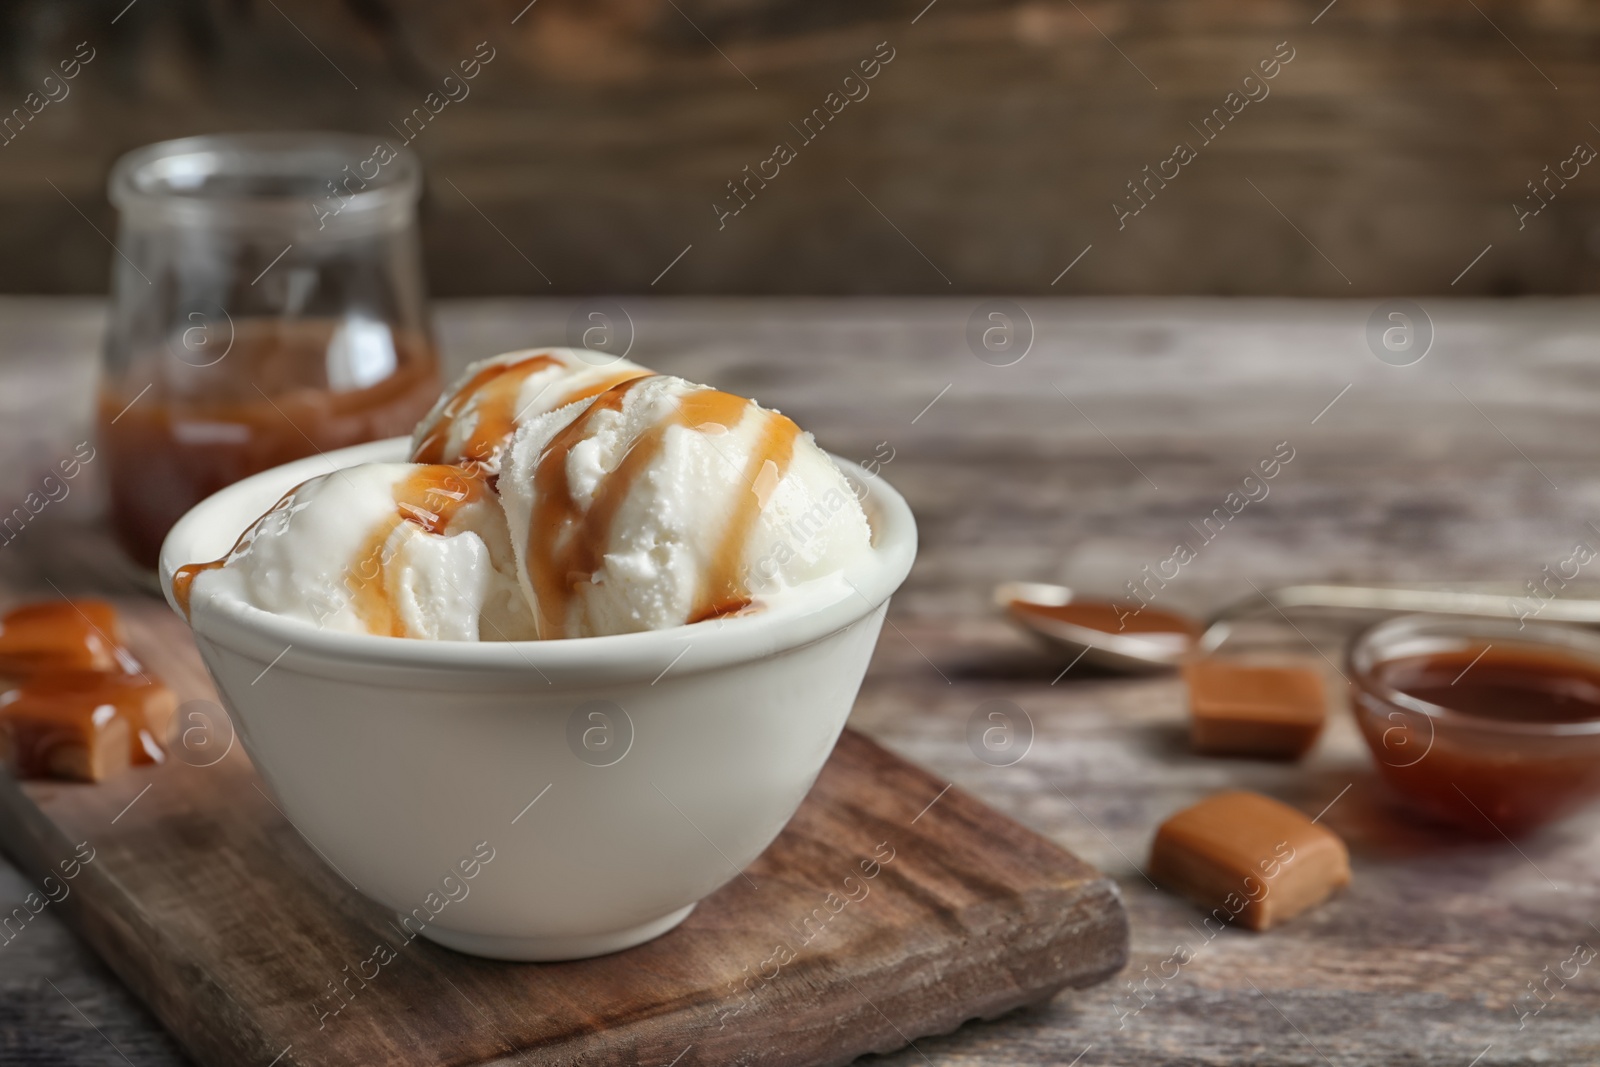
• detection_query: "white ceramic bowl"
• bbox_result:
[158,438,916,960]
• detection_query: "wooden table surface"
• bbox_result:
[4,295,1599,1066]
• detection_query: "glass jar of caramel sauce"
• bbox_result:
[98,133,440,570]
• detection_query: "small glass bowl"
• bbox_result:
[1348,614,1600,837]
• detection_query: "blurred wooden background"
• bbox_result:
[2,0,1598,296]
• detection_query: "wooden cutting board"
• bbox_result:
[0,600,1127,1067]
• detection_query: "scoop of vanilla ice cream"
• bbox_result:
[499,374,873,638]
[410,347,652,472]
[183,462,537,641]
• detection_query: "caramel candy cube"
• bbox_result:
[1184,659,1326,759]
[0,691,133,782]
[0,599,130,675]
[1149,790,1350,931]
[0,672,176,782]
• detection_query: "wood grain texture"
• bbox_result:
[0,600,1128,1067]
[4,295,1600,1065]
[2,2,1599,296]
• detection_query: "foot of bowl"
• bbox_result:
[418,903,697,961]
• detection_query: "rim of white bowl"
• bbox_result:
[159,437,918,688]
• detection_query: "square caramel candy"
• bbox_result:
[1149,790,1350,931]
[1184,659,1326,759]
[0,672,176,783]
[0,599,130,675]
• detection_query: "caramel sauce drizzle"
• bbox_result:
[525,379,800,637]
[412,354,561,465]
[688,407,799,624]
[172,485,301,619]
[564,367,656,408]
[174,466,489,639]
[346,466,489,636]
[170,561,223,621]
[411,353,651,467]
[526,379,648,637]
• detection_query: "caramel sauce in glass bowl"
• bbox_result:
[1349,615,1600,836]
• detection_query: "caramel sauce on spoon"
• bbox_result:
[1007,598,1204,641]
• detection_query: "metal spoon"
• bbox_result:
[995,581,1600,674]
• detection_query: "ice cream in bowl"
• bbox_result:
[158,349,916,960]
